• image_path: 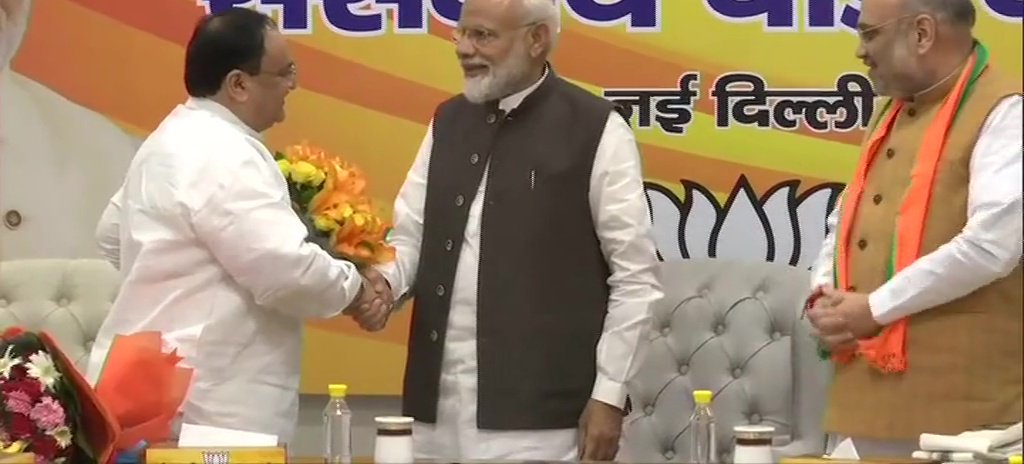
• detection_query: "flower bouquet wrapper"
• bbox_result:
[93,331,193,454]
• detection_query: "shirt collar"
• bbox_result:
[497,66,549,113]
[184,97,261,139]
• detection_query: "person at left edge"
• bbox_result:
[84,8,383,443]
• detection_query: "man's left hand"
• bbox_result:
[822,288,882,339]
[578,399,622,461]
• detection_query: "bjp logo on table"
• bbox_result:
[200,451,230,464]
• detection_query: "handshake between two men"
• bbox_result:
[804,286,884,353]
[343,268,396,332]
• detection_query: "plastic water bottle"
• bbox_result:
[323,383,353,463]
[689,389,717,464]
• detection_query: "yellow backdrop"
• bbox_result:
[13,0,1020,395]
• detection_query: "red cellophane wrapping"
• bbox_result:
[93,331,193,454]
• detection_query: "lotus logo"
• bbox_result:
[201,451,230,464]
[645,175,844,269]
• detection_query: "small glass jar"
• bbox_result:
[732,424,775,464]
[373,416,414,463]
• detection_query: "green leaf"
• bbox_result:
[817,343,832,360]
[297,186,318,206]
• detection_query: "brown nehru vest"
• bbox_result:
[824,66,1023,440]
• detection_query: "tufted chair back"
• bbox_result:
[621,258,831,463]
[0,259,119,372]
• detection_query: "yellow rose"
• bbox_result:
[313,215,338,232]
[290,161,325,186]
[352,213,367,227]
[276,159,292,178]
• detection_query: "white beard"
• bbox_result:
[463,73,499,103]
[461,43,531,104]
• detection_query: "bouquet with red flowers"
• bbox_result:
[0,327,194,464]
[0,328,110,464]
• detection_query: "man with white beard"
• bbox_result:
[348,0,663,460]
[0,0,140,259]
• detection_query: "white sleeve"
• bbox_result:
[190,142,364,319]
[868,95,1023,325]
[588,111,663,409]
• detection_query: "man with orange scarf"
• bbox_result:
[806,0,1022,458]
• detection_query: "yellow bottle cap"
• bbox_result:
[1008,455,1021,464]
[328,384,348,398]
[693,390,713,404]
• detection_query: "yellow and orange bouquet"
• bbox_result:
[274,142,395,268]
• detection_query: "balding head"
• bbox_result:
[902,0,976,29]
[855,0,978,99]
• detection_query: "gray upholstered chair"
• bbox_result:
[0,258,119,372]
[621,258,832,463]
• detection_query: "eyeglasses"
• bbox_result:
[857,13,918,41]
[255,63,297,81]
[451,21,541,48]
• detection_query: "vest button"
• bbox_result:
[486,113,498,124]
[857,239,867,250]
[3,209,22,229]
[907,107,917,117]
[455,195,465,207]
[444,239,454,251]
[470,153,480,165]
[886,148,895,159]
[872,194,882,205]
[435,284,446,296]
[429,330,439,341]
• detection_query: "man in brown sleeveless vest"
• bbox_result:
[806,0,1022,458]
[346,0,663,460]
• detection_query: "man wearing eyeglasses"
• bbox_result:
[347,0,662,460]
[806,0,1022,457]
[86,8,381,442]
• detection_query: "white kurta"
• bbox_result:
[0,70,139,259]
[378,72,663,459]
[811,95,1024,457]
[85,98,364,443]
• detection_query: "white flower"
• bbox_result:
[0,345,21,378]
[26,351,61,389]
[48,426,73,449]
[646,176,843,268]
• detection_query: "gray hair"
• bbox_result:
[520,0,561,51]
[905,0,976,28]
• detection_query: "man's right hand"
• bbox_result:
[344,267,394,332]
[805,287,857,353]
